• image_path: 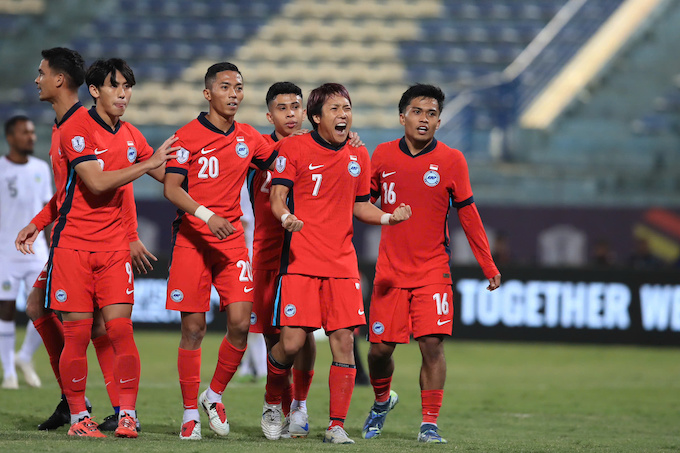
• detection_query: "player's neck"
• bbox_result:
[51,92,80,123]
[95,104,121,130]
[205,111,235,133]
[404,135,433,156]
[6,150,29,164]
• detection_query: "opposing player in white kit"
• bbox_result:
[0,115,52,389]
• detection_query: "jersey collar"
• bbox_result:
[398,136,438,157]
[311,130,347,151]
[197,112,236,136]
[88,107,122,134]
[269,131,279,142]
[55,101,83,128]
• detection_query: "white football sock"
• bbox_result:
[0,320,16,378]
[17,320,42,363]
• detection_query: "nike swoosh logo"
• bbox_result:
[309,164,324,170]
[38,276,47,281]
[94,148,108,155]
[120,378,137,384]
[72,376,86,383]
[358,309,365,316]
[244,287,254,293]
[201,148,217,154]
[126,288,134,294]
[382,171,396,178]
[437,319,452,326]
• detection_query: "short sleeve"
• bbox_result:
[165,134,190,177]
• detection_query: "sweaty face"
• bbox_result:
[91,70,132,120]
[35,59,59,102]
[7,120,36,155]
[267,93,305,138]
[400,97,441,145]
[206,70,244,118]
[314,94,352,145]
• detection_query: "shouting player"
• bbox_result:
[163,62,277,440]
[362,84,501,443]
[262,82,411,444]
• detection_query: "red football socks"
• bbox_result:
[209,337,246,394]
[60,318,92,414]
[106,317,140,412]
[421,389,444,425]
[92,333,120,408]
[328,363,356,428]
[178,347,201,410]
[33,312,64,392]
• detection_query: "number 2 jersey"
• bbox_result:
[166,113,277,249]
[370,137,498,288]
[272,131,371,279]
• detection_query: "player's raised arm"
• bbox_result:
[353,201,412,225]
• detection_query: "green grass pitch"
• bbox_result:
[1,328,678,452]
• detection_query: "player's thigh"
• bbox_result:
[0,260,38,300]
[212,247,254,310]
[368,285,411,343]
[93,250,135,308]
[166,246,212,312]
[275,274,322,329]
[410,284,454,339]
[322,277,366,333]
[251,268,279,335]
[46,248,95,313]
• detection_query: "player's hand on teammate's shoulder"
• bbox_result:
[487,273,501,291]
[388,203,412,225]
[129,239,157,274]
[348,131,364,148]
[290,128,310,137]
[282,214,304,232]
[15,223,39,255]
[149,135,180,168]
[207,215,235,240]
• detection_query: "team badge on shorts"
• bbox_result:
[250,312,257,325]
[170,289,184,302]
[71,136,85,152]
[127,141,137,162]
[276,156,287,173]
[55,289,67,303]
[423,170,440,187]
[284,304,297,317]
[372,321,385,335]
[347,161,361,177]
[176,147,190,164]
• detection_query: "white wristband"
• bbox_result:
[194,205,215,224]
[280,213,290,224]
[380,213,392,225]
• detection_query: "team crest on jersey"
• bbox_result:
[235,142,249,158]
[71,136,85,153]
[276,156,287,173]
[127,144,137,163]
[284,304,297,317]
[250,312,257,325]
[347,161,361,177]
[2,281,10,291]
[423,170,440,187]
[170,289,184,302]
[372,321,385,335]
[55,289,67,303]
[176,147,190,164]
[34,173,42,183]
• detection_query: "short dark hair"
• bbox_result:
[40,47,86,90]
[399,84,445,114]
[204,62,241,89]
[4,115,31,137]
[306,83,351,130]
[86,58,136,100]
[266,82,303,107]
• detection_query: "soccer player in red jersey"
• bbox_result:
[32,56,176,438]
[263,83,412,444]
[163,62,278,441]
[361,84,501,443]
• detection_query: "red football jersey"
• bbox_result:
[272,131,371,278]
[166,114,276,249]
[247,132,286,270]
[55,107,153,251]
[370,137,497,287]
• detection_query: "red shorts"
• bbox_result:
[166,245,253,313]
[46,248,134,313]
[33,262,49,290]
[274,274,366,333]
[250,268,279,335]
[368,284,454,343]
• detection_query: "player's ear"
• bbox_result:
[435,118,441,130]
[266,111,274,125]
[88,84,99,101]
[203,88,211,102]
[312,114,321,126]
[399,113,406,126]
[55,73,65,89]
